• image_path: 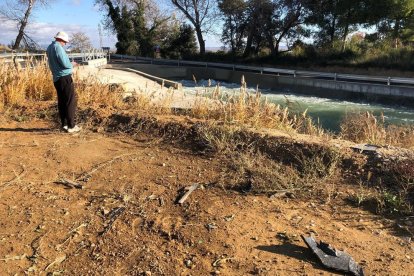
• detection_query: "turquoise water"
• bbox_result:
[180,79,414,132]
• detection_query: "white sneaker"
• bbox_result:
[67,125,81,133]
[62,125,68,131]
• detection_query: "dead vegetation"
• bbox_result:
[1,61,414,213]
[340,111,414,149]
[2,62,414,275]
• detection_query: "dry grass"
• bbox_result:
[0,59,55,110]
[220,150,304,194]
[2,60,413,152]
[191,76,325,136]
[340,112,414,148]
[219,145,341,195]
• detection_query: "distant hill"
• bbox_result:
[205,46,227,53]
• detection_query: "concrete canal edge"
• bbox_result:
[105,65,182,90]
[109,63,414,107]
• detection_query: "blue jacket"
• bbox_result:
[46,41,73,82]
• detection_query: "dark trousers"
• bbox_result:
[53,74,77,128]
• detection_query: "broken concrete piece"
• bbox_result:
[302,235,364,276]
[351,144,380,153]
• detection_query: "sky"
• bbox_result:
[0,0,221,50]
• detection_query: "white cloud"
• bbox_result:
[0,16,19,45]
[0,15,116,49]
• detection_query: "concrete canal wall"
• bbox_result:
[108,63,414,107]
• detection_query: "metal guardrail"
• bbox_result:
[0,50,107,63]
[111,54,414,87]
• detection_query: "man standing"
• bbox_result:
[46,31,81,133]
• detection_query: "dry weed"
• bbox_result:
[293,147,341,181]
[340,111,414,148]
[191,76,325,136]
[0,59,54,110]
[196,122,242,152]
[221,150,303,194]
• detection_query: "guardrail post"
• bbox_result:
[261,68,263,74]
[232,65,235,71]
[334,73,337,81]
[178,60,180,67]
[387,77,391,86]
[294,70,296,78]
[206,62,208,68]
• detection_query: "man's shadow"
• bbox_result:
[0,127,52,133]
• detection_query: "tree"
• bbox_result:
[70,32,93,51]
[305,0,376,49]
[170,0,217,54]
[163,23,198,58]
[0,0,49,50]
[265,0,307,56]
[241,0,307,56]
[218,0,247,55]
[98,0,174,56]
[375,0,414,47]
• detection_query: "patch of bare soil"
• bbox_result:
[1,119,413,275]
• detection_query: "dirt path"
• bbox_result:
[0,120,413,275]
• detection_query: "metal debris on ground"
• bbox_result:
[55,178,84,189]
[206,223,218,231]
[98,206,126,236]
[302,235,364,276]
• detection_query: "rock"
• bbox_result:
[185,259,193,268]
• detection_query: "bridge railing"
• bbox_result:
[0,50,107,63]
[111,54,414,87]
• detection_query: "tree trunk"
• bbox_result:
[243,30,254,57]
[13,0,34,50]
[329,14,337,48]
[341,23,349,52]
[341,10,351,52]
[273,42,279,56]
[393,18,401,49]
[195,26,205,54]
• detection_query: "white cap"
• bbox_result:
[54,31,69,43]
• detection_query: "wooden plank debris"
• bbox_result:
[177,183,199,204]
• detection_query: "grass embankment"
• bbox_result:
[1,60,413,214]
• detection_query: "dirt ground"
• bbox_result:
[1,119,413,275]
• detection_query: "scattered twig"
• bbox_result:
[54,179,83,189]
[55,222,88,251]
[76,153,137,182]
[0,164,26,190]
[212,257,234,267]
[98,206,126,236]
[44,255,66,271]
[0,254,27,262]
[177,183,200,204]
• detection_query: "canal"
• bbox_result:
[181,79,414,132]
